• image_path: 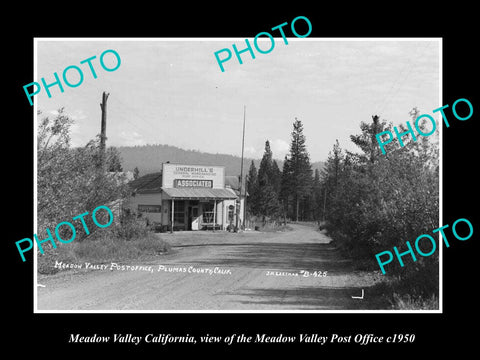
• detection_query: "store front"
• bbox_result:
[128,163,242,232]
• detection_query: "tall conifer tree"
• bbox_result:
[284,118,313,221]
[257,140,280,217]
[313,168,322,221]
[271,160,282,195]
[246,160,259,215]
[279,155,292,220]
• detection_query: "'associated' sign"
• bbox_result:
[174,179,213,188]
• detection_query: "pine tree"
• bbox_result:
[257,140,280,218]
[349,115,387,164]
[322,139,343,187]
[271,159,282,194]
[246,160,259,215]
[313,168,322,221]
[106,147,123,172]
[320,139,344,222]
[133,166,140,180]
[286,118,313,221]
[258,140,273,184]
[279,155,292,221]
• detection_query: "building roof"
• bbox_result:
[162,187,237,200]
[129,172,162,194]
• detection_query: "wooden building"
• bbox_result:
[127,163,246,231]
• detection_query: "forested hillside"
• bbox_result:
[115,143,324,177]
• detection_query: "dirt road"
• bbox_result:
[36,223,385,311]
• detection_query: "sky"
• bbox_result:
[35,38,440,162]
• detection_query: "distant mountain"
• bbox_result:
[115,144,325,177]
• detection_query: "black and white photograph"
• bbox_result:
[6,8,478,355]
[32,38,441,312]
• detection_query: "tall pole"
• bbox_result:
[236,105,246,232]
[99,92,109,168]
[171,199,174,234]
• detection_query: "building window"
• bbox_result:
[174,201,185,224]
[202,203,214,224]
[138,205,161,213]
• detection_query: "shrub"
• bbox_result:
[321,113,439,302]
[391,293,439,310]
[37,230,170,275]
[114,210,149,240]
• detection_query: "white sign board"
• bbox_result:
[162,163,225,189]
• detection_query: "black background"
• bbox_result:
[6,5,478,355]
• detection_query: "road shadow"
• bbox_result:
[179,242,354,274]
[219,285,388,310]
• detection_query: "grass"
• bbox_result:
[257,223,293,232]
[247,218,299,232]
[323,226,440,310]
[367,278,439,310]
[37,231,170,275]
[391,293,439,310]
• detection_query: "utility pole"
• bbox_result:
[99,92,109,168]
[235,105,246,232]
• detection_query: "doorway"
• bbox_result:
[187,205,199,230]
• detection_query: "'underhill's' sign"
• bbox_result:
[162,163,225,189]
